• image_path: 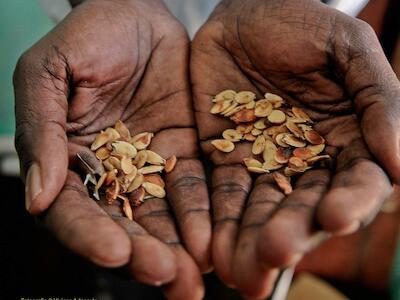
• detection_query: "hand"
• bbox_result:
[14,0,210,298]
[191,0,400,297]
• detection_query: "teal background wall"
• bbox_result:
[0,0,54,136]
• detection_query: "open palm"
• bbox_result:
[191,0,400,297]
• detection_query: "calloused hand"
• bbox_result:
[14,0,210,298]
[191,0,400,298]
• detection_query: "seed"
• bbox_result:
[292,107,312,122]
[144,174,165,188]
[307,144,325,155]
[283,134,306,148]
[127,173,144,193]
[222,129,243,142]
[251,128,263,136]
[304,130,325,145]
[131,132,153,150]
[214,90,237,102]
[263,160,283,171]
[221,102,239,115]
[245,101,256,109]
[142,182,166,198]
[236,124,253,134]
[211,100,232,114]
[243,157,263,168]
[254,118,267,130]
[248,166,269,174]
[145,150,166,165]
[265,124,288,136]
[106,180,120,203]
[224,104,245,117]
[287,117,308,124]
[244,133,257,142]
[235,91,256,104]
[105,169,118,186]
[111,141,137,158]
[211,139,235,152]
[230,109,257,124]
[121,156,134,174]
[286,121,304,139]
[293,148,314,160]
[103,158,115,171]
[125,166,138,182]
[307,155,330,165]
[133,150,147,168]
[105,127,121,140]
[272,172,292,195]
[129,186,145,206]
[107,156,121,170]
[164,155,177,173]
[122,198,133,220]
[275,148,292,164]
[263,140,278,163]
[275,133,291,148]
[95,172,107,191]
[138,165,164,174]
[255,100,273,117]
[268,110,286,124]
[91,132,111,151]
[252,135,266,155]
[95,147,110,160]
[115,120,131,140]
[264,93,284,108]
[298,124,313,132]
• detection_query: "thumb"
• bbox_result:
[340,20,400,184]
[14,50,69,215]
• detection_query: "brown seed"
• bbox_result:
[105,127,121,140]
[251,128,263,136]
[144,174,165,188]
[127,173,144,193]
[133,150,147,168]
[91,132,111,151]
[142,182,166,198]
[122,198,133,220]
[263,140,278,162]
[286,121,304,139]
[262,160,283,171]
[247,166,269,174]
[255,100,273,117]
[264,93,284,108]
[222,129,243,142]
[121,156,134,174]
[95,147,110,160]
[111,141,137,158]
[214,90,236,102]
[138,165,164,174]
[244,133,257,142]
[235,91,256,104]
[145,150,166,165]
[243,157,263,168]
[283,134,306,148]
[275,148,292,164]
[236,124,253,134]
[129,186,145,206]
[106,180,120,204]
[288,157,308,171]
[115,120,131,141]
[211,139,235,153]
[254,118,267,130]
[293,148,314,160]
[275,133,291,148]
[292,107,312,122]
[264,124,288,136]
[268,110,286,124]
[230,109,257,124]
[210,100,232,114]
[164,155,177,173]
[304,130,325,145]
[131,132,154,150]
[272,172,292,195]
[307,144,325,156]
[105,169,118,185]
[252,135,266,155]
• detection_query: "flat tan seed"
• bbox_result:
[245,101,256,109]
[91,132,111,151]
[243,157,263,168]
[105,127,121,140]
[131,132,154,150]
[236,124,253,134]
[304,130,325,145]
[224,104,246,117]
[254,118,267,130]
[221,102,239,115]
[164,155,177,173]
[105,169,118,186]
[255,100,273,117]
[263,160,283,171]
[144,174,165,188]
[230,109,257,124]
[145,150,166,165]
[289,156,307,169]
[121,156,134,174]
[222,129,243,142]
[103,159,115,171]
[287,117,308,124]
[138,165,164,174]
[122,198,133,220]
[264,93,284,108]
[210,100,232,114]
[142,182,166,198]
[108,156,121,170]
[115,120,131,140]
[292,107,312,122]
[235,91,256,104]
[133,150,147,168]
[129,186,145,206]
[283,134,306,148]
[293,148,314,160]
[275,148,292,164]
[298,124,313,132]
[127,173,144,192]
[244,133,257,142]
[307,155,330,164]
[265,124,288,136]
[112,141,137,158]
[268,110,286,124]
[248,166,269,174]
[286,121,304,139]
[251,128,263,136]
[211,139,235,153]
[125,165,138,182]
[307,144,325,155]
[106,180,120,203]
[263,140,278,162]
[214,90,236,102]
[252,135,266,155]
[275,133,291,148]
[95,147,110,160]
[272,172,293,195]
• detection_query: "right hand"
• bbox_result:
[14,0,210,298]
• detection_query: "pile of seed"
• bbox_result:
[79,120,177,220]
[210,90,330,195]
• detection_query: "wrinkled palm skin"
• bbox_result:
[192,0,400,297]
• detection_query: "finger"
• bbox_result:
[14,51,68,215]
[43,171,131,268]
[165,158,212,273]
[133,196,204,300]
[211,165,252,286]
[317,139,393,234]
[233,174,284,298]
[336,18,400,184]
[98,199,177,286]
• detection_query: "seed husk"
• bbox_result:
[211,100,232,114]
[263,140,278,162]
[235,91,256,104]
[108,156,122,170]
[142,182,166,198]
[268,110,286,124]
[144,174,165,188]
[255,100,273,117]
[264,93,284,108]
[91,132,111,151]
[105,169,118,186]
[131,132,154,150]
[122,197,133,220]
[129,187,145,206]
[111,141,137,158]
[251,128,263,136]
[223,129,243,142]
[115,120,131,141]
[127,173,144,193]
[105,127,121,140]
[307,144,325,155]
[286,121,304,139]
[138,165,164,174]
[164,155,177,173]
[221,102,239,115]
[96,147,110,160]
[248,166,269,174]
[304,130,325,145]
[244,133,257,142]
[293,148,314,160]
[254,119,267,130]
[133,150,147,168]
[121,156,134,174]
[236,124,253,134]
[263,160,283,171]
[231,109,257,124]
[214,90,236,102]
[272,172,292,195]
[275,148,292,164]
[292,107,312,122]
[283,134,306,148]
[243,158,263,168]
[145,150,166,165]
[252,135,266,155]
[275,133,291,148]
[211,139,235,153]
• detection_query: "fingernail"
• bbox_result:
[335,221,360,236]
[25,163,42,212]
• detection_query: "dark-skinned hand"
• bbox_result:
[191,0,400,298]
[13,0,211,299]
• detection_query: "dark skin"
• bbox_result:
[13,0,210,299]
[191,0,400,298]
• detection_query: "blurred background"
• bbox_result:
[0,0,399,299]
